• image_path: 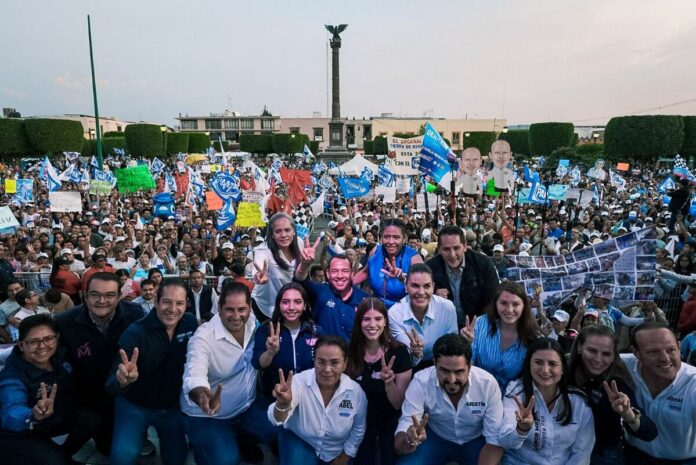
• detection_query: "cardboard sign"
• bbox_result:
[205,191,223,210]
[89,180,112,195]
[295,224,310,240]
[242,191,264,204]
[616,162,630,171]
[115,166,156,193]
[0,206,20,229]
[235,202,266,227]
[49,192,83,212]
[4,179,16,194]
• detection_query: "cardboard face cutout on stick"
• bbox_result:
[457,147,482,195]
[587,159,608,181]
[489,140,514,192]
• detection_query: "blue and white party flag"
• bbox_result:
[337,176,371,199]
[80,168,90,184]
[303,144,313,159]
[151,157,165,174]
[569,166,581,186]
[378,165,395,187]
[610,171,626,191]
[46,160,62,192]
[419,122,454,191]
[523,165,539,183]
[64,152,80,162]
[68,164,82,183]
[90,156,99,169]
[528,181,548,204]
[360,166,374,179]
[113,147,126,157]
[94,169,117,187]
[165,171,178,193]
[658,176,676,193]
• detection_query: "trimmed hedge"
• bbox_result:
[498,130,530,156]
[681,116,696,157]
[363,140,374,155]
[24,118,84,154]
[528,122,575,156]
[271,133,309,154]
[213,140,232,152]
[102,137,127,156]
[82,139,95,157]
[576,143,603,156]
[463,132,497,156]
[0,119,33,156]
[166,132,190,155]
[604,115,684,162]
[373,136,388,155]
[103,131,124,138]
[124,124,165,158]
[188,132,210,153]
[309,140,319,154]
[239,134,272,154]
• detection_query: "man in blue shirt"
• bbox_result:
[295,239,366,343]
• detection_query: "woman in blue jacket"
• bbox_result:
[252,282,324,400]
[0,314,99,465]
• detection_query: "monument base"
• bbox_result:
[319,147,354,163]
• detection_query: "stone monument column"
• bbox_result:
[324,24,350,158]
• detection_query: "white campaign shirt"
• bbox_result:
[621,354,696,461]
[396,366,503,446]
[499,380,595,465]
[250,243,298,317]
[267,369,367,461]
[181,313,258,419]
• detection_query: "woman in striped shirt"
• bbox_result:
[464,281,539,391]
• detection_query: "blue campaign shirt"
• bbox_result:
[302,279,367,343]
[252,320,324,398]
[471,316,527,391]
[367,244,418,308]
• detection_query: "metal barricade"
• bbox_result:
[656,279,686,331]
[13,272,52,294]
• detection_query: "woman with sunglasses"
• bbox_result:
[353,218,423,308]
[567,325,657,465]
[0,314,99,465]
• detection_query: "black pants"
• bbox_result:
[625,444,696,465]
[355,417,399,465]
[251,298,270,324]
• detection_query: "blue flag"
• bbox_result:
[569,166,581,186]
[528,181,548,204]
[658,176,675,193]
[523,165,539,183]
[94,169,117,187]
[90,156,99,169]
[419,123,454,191]
[165,171,178,193]
[113,147,126,157]
[378,165,395,187]
[337,176,371,199]
[151,157,165,174]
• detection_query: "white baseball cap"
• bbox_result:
[552,310,570,323]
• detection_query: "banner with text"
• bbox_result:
[49,192,83,212]
[386,136,422,175]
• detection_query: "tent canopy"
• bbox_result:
[327,154,378,177]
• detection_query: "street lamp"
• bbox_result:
[502,126,509,134]
[160,126,167,156]
[88,128,95,140]
[592,131,599,156]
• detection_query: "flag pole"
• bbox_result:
[87,15,103,169]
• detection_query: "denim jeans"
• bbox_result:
[591,446,625,465]
[278,429,353,465]
[625,444,696,465]
[111,395,187,465]
[396,429,485,465]
[182,398,278,465]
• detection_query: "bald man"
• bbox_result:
[457,148,482,196]
[489,140,514,192]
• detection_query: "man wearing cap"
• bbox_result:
[61,248,86,275]
[490,244,507,279]
[426,225,499,327]
[81,253,116,293]
[212,242,236,276]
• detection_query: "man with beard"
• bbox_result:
[294,238,366,343]
[54,272,144,456]
[388,263,457,368]
[395,334,504,465]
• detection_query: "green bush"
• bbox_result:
[103,131,124,138]
[393,132,417,139]
[162,132,187,155]
[24,118,84,154]
[498,130,530,156]
[239,134,272,154]
[463,132,497,156]
[124,124,165,158]
[528,122,575,156]
[0,119,33,156]
[81,138,94,157]
[373,136,388,155]
[576,143,603,155]
[213,140,232,152]
[188,132,210,153]
[542,147,577,172]
[271,133,308,154]
[604,115,684,162]
[363,140,374,155]
[309,141,319,154]
[102,137,127,156]
[681,116,696,157]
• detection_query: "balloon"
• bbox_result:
[426,183,437,193]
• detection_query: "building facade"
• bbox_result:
[176,110,279,143]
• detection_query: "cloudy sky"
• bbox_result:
[2,0,695,127]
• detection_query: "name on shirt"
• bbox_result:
[176,331,194,343]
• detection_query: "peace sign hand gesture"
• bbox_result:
[458,315,477,342]
[381,257,405,281]
[266,321,281,355]
[513,395,536,432]
[116,348,139,387]
[405,328,424,359]
[406,414,429,448]
[603,380,633,418]
[189,385,223,416]
[32,382,57,421]
[253,260,270,285]
[273,369,294,409]
[300,236,322,265]
[380,353,396,385]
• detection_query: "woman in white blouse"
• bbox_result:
[499,337,595,465]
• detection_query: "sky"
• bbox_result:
[2,0,696,127]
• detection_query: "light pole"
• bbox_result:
[592,132,599,156]
[160,126,167,157]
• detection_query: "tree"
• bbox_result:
[239,134,272,154]
[0,118,33,156]
[124,124,165,158]
[604,115,684,162]
[271,134,309,154]
[528,122,575,156]
[499,130,530,156]
[24,118,84,154]
[103,131,124,138]
[309,141,319,154]
[187,132,211,154]
[213,140,231,152]
[373,136,388,155]
[363,140,374,155]
[463,132,497,156]
[101,137,127,156]
[681,116,696,158]
[166,132,190,155]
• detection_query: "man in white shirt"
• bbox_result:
[181,282,277,465]
[132,279,156,314]
[61,248,86,275]
[389,263,458,368]
[395,334,504,465]
[622,322,696,464]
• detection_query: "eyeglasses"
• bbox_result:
[23,335,58,349]
[87,292,119,301]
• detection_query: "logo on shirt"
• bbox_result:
[306,337,317,346]
[326,300,336,308]
[176,331,194,343]
[76,342,91,358]
[338,398,354,417]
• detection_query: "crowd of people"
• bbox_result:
[0,145,693,465]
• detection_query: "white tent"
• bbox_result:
[327,154,379,176]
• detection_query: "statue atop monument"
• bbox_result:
[325,24,348,43]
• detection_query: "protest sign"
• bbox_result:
[616,162,630,171]
[4,180,16,194]
[89,180,112,195]
[235,202,266,227]
[48,192,83,212]
[415,193,438,212]
[386,136,422,175]
[115,166,156,193]
[14,179,34,204]
[205,191,223,210]
[506,227,656,307]
[375,185,397,204]
[295,224,310,240]
[485,179,501,197]
[0,206,20,229]
[419,123,453,191]
[395,177,411,194]
[566,188,594,207]
[210,164,222,173]
[242,191,264,204]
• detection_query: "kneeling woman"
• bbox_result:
[499,338,595,465]
[268,335,367,465]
